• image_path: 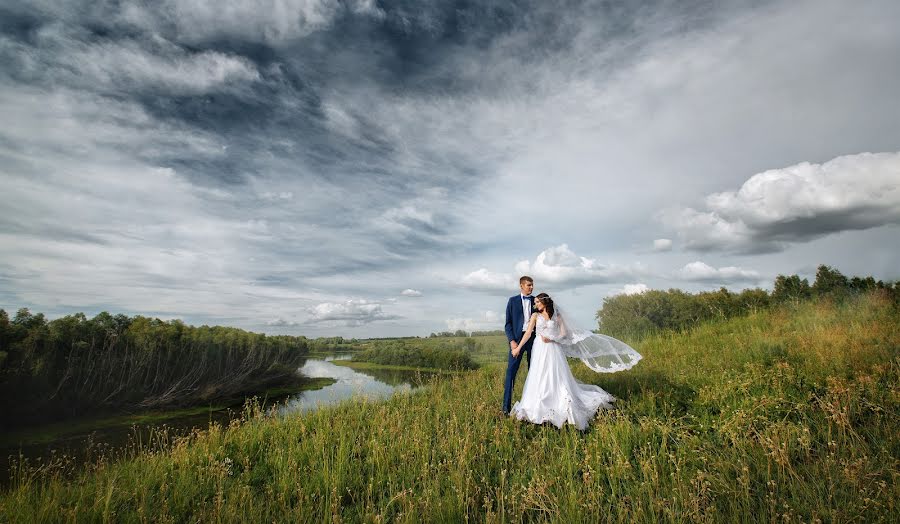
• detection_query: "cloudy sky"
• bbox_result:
[1,0,899,337]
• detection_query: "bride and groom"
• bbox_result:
[502,276,642,430]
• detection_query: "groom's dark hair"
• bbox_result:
[519,275,533,284]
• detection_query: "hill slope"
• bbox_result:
[2,295,897,522]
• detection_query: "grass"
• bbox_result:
[1,295,897,522]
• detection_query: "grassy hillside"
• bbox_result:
[2,295,897,522]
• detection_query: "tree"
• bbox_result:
[812,265,849,297]
[772,275,811,303]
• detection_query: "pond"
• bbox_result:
[1,354,436,485]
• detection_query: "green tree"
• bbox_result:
[812,265,849,297]
[772,275,811,303]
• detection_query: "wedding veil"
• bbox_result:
[553,304,642,373]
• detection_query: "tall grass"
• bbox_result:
[1,295,897,522]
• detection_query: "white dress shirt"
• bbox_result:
[521,295,531,331]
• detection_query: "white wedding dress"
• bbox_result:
[511,314,622,430]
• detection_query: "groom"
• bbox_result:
[502,275,535,415]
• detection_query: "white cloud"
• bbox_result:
[460,268,517,293]
[400,289,422,297]
[514,245,647,290]
[676,262,761,283]
[461,245,647,294]
[308,299,400,326]
[663,152,900,253]
[614,283,650,296]
[652,238,673,252]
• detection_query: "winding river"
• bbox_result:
[1,354,435,484]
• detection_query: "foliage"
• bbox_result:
[353,339,478,370]
[2,294,897,522]
[597,265,897,339]
[0,311,309,427]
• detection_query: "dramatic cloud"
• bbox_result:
[663,152,900,253]
[1,25,260,94]
[1,0,898,336]
[676,262,761,283]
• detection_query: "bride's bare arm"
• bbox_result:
[512,313,539,357]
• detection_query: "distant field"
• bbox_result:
[2,295,897,522]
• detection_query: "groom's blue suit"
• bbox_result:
[502,294,535,414]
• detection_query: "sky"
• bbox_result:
[1,0,899,337]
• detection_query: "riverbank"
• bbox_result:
[2,297,896,522]
[331,360,465,374]
[1,377,337,450]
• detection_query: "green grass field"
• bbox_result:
[2,295,897,522]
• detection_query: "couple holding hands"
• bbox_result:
[501,276,642,430]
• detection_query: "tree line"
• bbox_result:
[428,329,505,338]
[353,340,478,370]
[0,310,311,428]
[596,265,899,339]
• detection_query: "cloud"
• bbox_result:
[675,262,761,283]
[514,245,647,290]
[307,299,400,326]
[266,317,299,327]
[400,289,422,297]
[613,283,650,296]
[461,245,647,294]
[460,268,518,293]
[662,152,900,253]
[1,24,259,95]
[445,310,501,332]
[2,0,899,337]
[120,0,371,45]
[652,239,673,252]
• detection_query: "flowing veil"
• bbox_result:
[553,304,642,373]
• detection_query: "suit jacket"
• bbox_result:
[505,294,534,343]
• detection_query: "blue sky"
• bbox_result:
[1,0,899,336]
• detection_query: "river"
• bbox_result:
[1,354,435,485]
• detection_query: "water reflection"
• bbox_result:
[278,358,433,414]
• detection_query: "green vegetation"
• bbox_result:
[0,310,311,428]
[332,360,460,375]
[597,264,899,339]
[2,292,896,522]
[350,340,478,370]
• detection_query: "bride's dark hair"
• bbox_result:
[535,293,554,318]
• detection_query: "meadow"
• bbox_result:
[1,294,897,522]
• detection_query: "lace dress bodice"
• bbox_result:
[536,315,559,340]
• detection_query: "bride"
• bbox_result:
[510,293,642,430]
